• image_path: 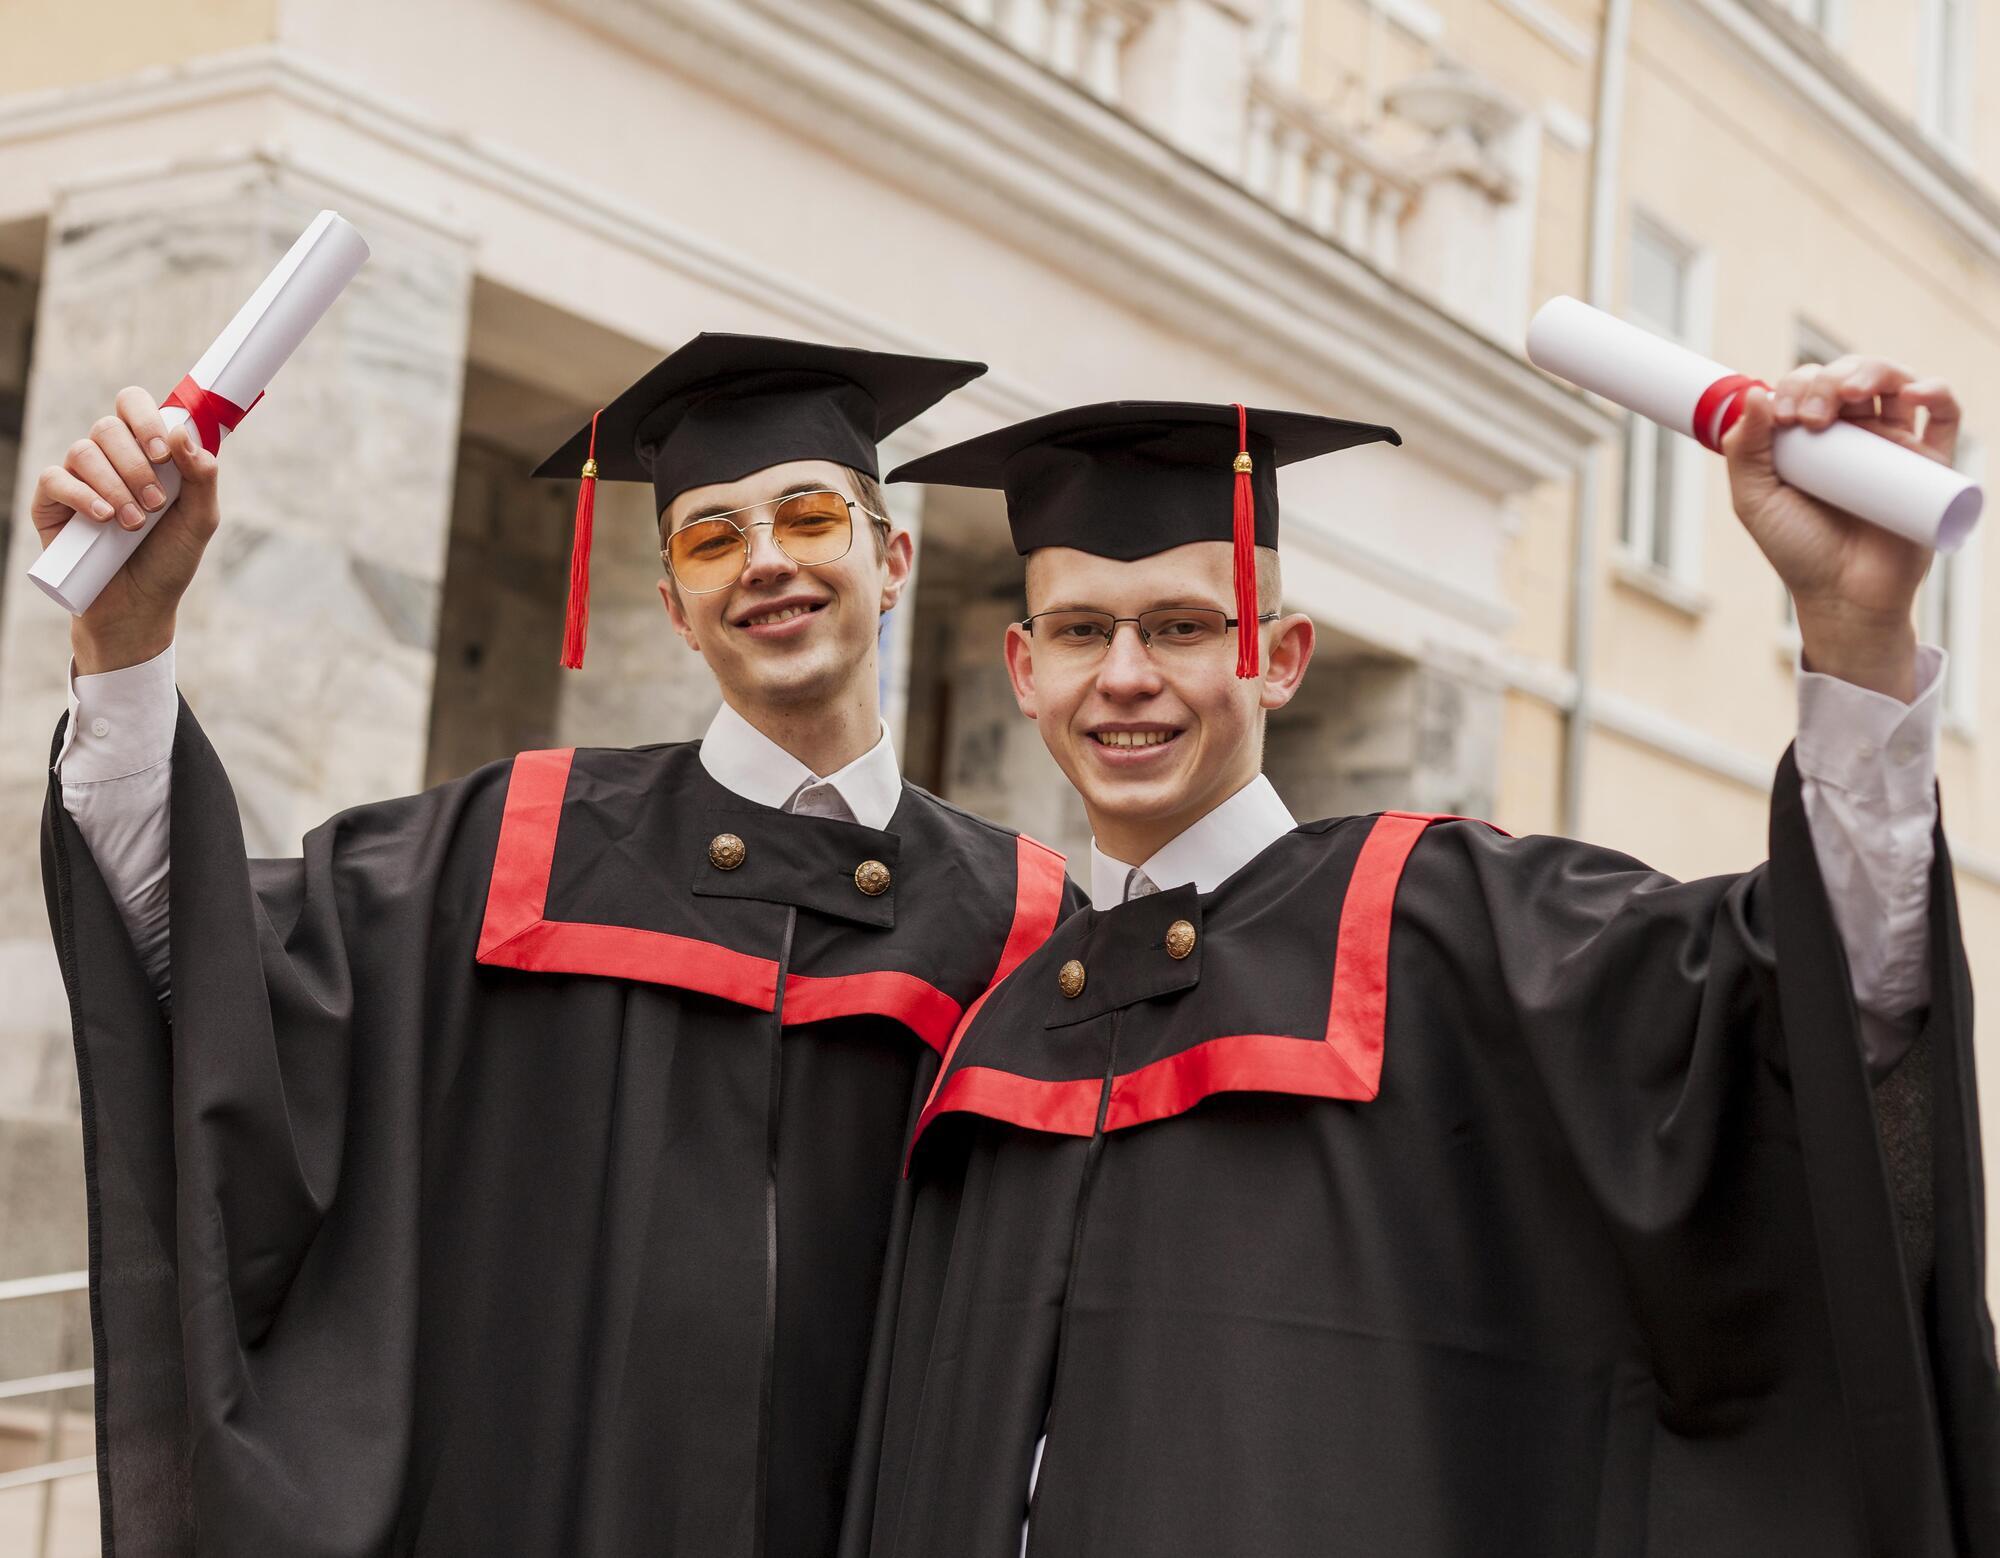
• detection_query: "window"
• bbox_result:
[1919,0,1974,149]
[1621,216,1707,581]
[1919,436,1982,730]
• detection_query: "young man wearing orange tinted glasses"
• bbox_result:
[38,334,1083,1557]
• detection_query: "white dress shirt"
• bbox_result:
[56,648,903,1002]
[697,697,902,831]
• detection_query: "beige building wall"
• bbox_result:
[0,0,1992,1541]
[1304,0,2000,1314]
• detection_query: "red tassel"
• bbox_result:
[560,410,601,671]
[1231,402,1258,679]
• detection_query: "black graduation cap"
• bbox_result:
[534,333,985,667]
[886,401,1399,677]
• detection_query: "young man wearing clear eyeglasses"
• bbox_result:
[847,388,1995,1558]
[36,334,1083,1558]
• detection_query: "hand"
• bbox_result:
[31,386,220,674]
[1721,356,1958,700]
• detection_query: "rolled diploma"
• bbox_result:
[28,210,371,615]
[1527,294,1981,554]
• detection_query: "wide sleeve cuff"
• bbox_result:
[1793,644,1945,810]
[60,643,179,784]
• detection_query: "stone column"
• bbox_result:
[0,265,32,582]
[550,481,722,749]
[877,451,928,756]
[425,435,571,787]
[1264,648,1501,822]
[936,598,1092,867]
[0,157,474,1114]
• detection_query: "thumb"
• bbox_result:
[165,423,221,537]
[1720,385,1775,467]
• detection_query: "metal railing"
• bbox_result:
[0,1269,96,1558]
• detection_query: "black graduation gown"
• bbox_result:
[41,702,1081,1558]
[851,753,1999,1558]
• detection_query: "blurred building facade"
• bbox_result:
[0,0,1992,1543]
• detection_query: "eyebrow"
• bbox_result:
[674,481,842,528]
[1035,598,1232,616]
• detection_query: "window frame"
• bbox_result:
[1619,211,1712,590]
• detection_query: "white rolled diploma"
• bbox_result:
[28,210,371,615]
[1527,294,1980,554]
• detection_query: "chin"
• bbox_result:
[1073,771,1189,826]
[746,649,852,706]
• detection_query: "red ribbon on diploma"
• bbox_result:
[1692,372,1769,454]
[162,374,263,454]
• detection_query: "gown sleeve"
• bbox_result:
[42,697,501,1557]
[1391,745,1998,1555]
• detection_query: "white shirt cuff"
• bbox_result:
[60,643,180,783]
[1793,644,1944,808]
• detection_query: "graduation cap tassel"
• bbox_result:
[560,409,602,671]
[1231,401,1259,679]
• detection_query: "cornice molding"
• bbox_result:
[554,0,1612,494]
[1669,0,2000,264]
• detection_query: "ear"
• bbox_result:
[659,576,702,653]
[1002,620,1039,720]
[879,527,915,614]
[1258,612,1314,711]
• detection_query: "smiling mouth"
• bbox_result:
[1091,729,1181,749]
[734,600,827,629]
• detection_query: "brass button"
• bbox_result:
[1057,959,1086,999]
[1164,919,1196,960]
[854,859,892,896]
[708,833,746,871]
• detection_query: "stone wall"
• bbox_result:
[1265,649,1502,823]
[0,159,474,1118]
[425,435,570,786]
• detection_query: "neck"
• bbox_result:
[724,669,883,779]
[1088,768,1262,867]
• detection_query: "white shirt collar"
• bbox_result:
[697,701,903,832]
[1088,773,1297,906]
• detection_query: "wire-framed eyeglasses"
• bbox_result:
[1018,606,1279,658]
[662,487,890,594]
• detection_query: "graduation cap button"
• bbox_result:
[1165,919,1197,960]
[708,833,747,871]
[1057,959,1087,999]
[854,859,892,896]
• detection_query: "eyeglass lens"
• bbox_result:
[667,490,855,592]
[1028,608,1236,653]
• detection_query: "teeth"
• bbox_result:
[1096,730,1173,748]
[746,605,813,626]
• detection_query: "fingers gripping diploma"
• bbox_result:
[31,389,220,674]
[1722,356,1961,699]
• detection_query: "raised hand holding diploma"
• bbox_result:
[27,210,369,620]
[1527,295,1980,554]
[1722,357,1960,700]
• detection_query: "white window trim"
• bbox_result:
[1918,0,1976,152]
[1933,437,1983,735]
[1619,213,1713,593]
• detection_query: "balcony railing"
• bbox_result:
[1243,72,1417,270]
[0,1270,95,1558]
[937,0,1163,101]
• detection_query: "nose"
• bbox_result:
[1093,620,1163,701]
[738,520,798,590]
